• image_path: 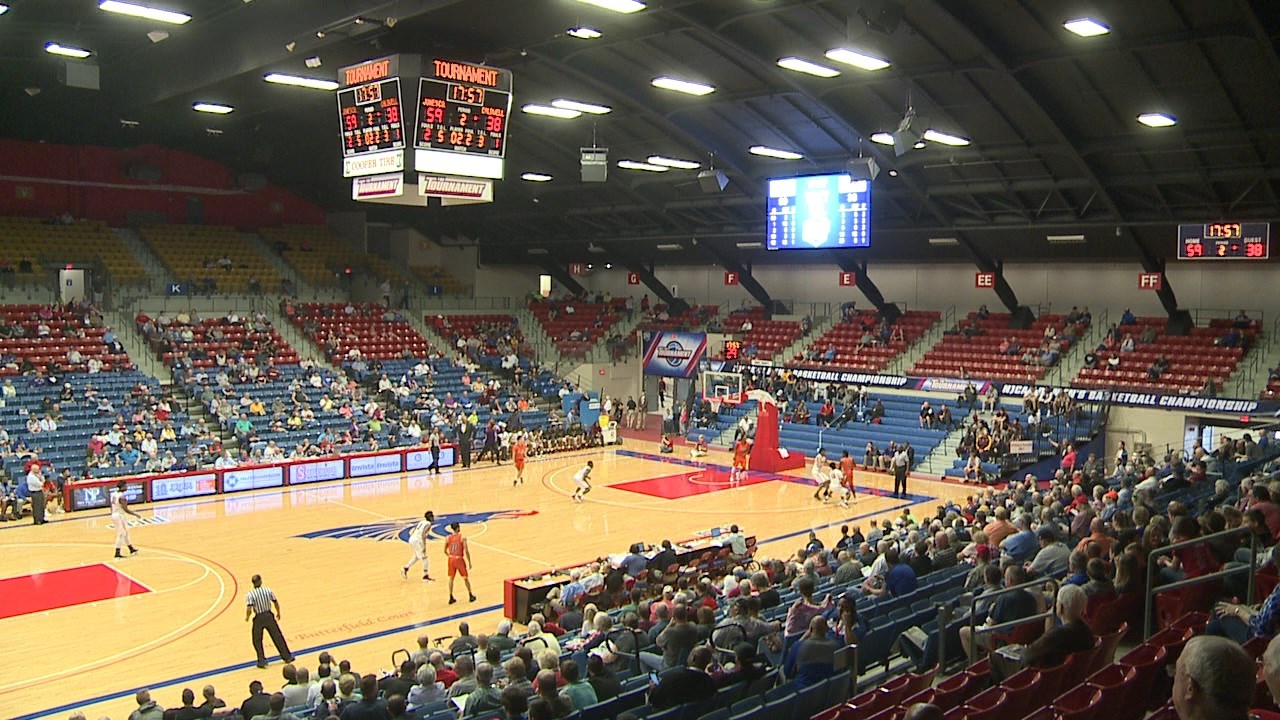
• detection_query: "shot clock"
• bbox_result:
[1178,222,1270,260]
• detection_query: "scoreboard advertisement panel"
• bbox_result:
[1178,222,1270,260]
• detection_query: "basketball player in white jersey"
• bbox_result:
[811,449,831,501]
[110,480,141,559]
[570,461,594,503]
[401,510,435,581]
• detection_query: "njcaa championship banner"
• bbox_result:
[642,331,708,378]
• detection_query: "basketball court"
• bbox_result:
[0,436,966,720]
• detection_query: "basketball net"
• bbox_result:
[708,396,723,415]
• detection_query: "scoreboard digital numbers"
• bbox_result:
[767,173,871,251]
[337,61,404,157]
[724,339,742,361]
[1178,222,1270,260]
[414,59,512,180]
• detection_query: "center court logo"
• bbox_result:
[294,509,538,543]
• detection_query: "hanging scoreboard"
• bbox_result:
[338,56,406,178]
[413,59,512,181]
[339,55,512,203]
[1178,222,1270,260]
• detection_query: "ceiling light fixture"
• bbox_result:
[98,0,191,24]
[776,56,840,78]
[1047,234,1086,245]
[824,48,890,71]
[304,56,322,68]
[521,172,553,182]
[0,4,11,14]
[1063,18,1109,37]
[522,103,581,119]
[887,170,897,177]
[749,145,803,160]
[193,102,234,114]
[264,73,339,90]
[927,237,959,246]
[736,241,764,249]
[146,30,169,42]
[1137,112,1177,128]
[618,160,669,172]
[551,98,611,114]
[527,248,549,255]
[651,76,715,96]
[646,155,700,169]
[567,26,602,39]
[656,243,682,251]
[45,42,92,58]
[574,0,646,13]
[922,129,971,146]
[870,132,895,145]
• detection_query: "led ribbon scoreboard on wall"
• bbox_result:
[339,54,512,206]
[1177,222,1270,260]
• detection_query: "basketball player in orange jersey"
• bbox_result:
[512,434,528,486]
[444,521,476,604]
[838,450,857,508]
[731,437,750,485]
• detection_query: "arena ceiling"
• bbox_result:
[1,0,1279,268]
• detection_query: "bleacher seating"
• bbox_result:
[139,224,281,293]
[912,312,1086,382]
[410,264,469,296]
[722,307,804,362]
[0,216,146,285]
[527,298,626,358]
[427,313,531,371]
[138,313,301,368]
[635,304,720,334]
[1073,316,1255,394]
[686,393,949,470]
[261,225,405,288]
[289,302,430,361]
[792,310,940,372]
[942,401,1099,480]
[0,304,129,374]
[777,394,948,470]
[0,369,196,480]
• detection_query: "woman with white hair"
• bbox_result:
[407,663,446,708]
[1023,583,1095,669]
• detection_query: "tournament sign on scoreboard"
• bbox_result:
[339,54,512,207]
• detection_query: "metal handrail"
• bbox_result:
[966,576,1051,664]
[1143,526,1258,639]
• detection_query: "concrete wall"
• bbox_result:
[565,361,643,400]
[565,261,1280,318]
[1106,405,1191,461]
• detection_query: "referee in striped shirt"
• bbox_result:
[245,574,294,669]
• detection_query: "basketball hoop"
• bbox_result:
[708,396,723,415]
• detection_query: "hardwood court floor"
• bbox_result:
[0,441,970,720]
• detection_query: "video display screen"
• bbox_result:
[766,173,870,250]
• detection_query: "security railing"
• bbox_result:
[1143,526,1258,639]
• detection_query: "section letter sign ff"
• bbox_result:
[1138,272,1163,290]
